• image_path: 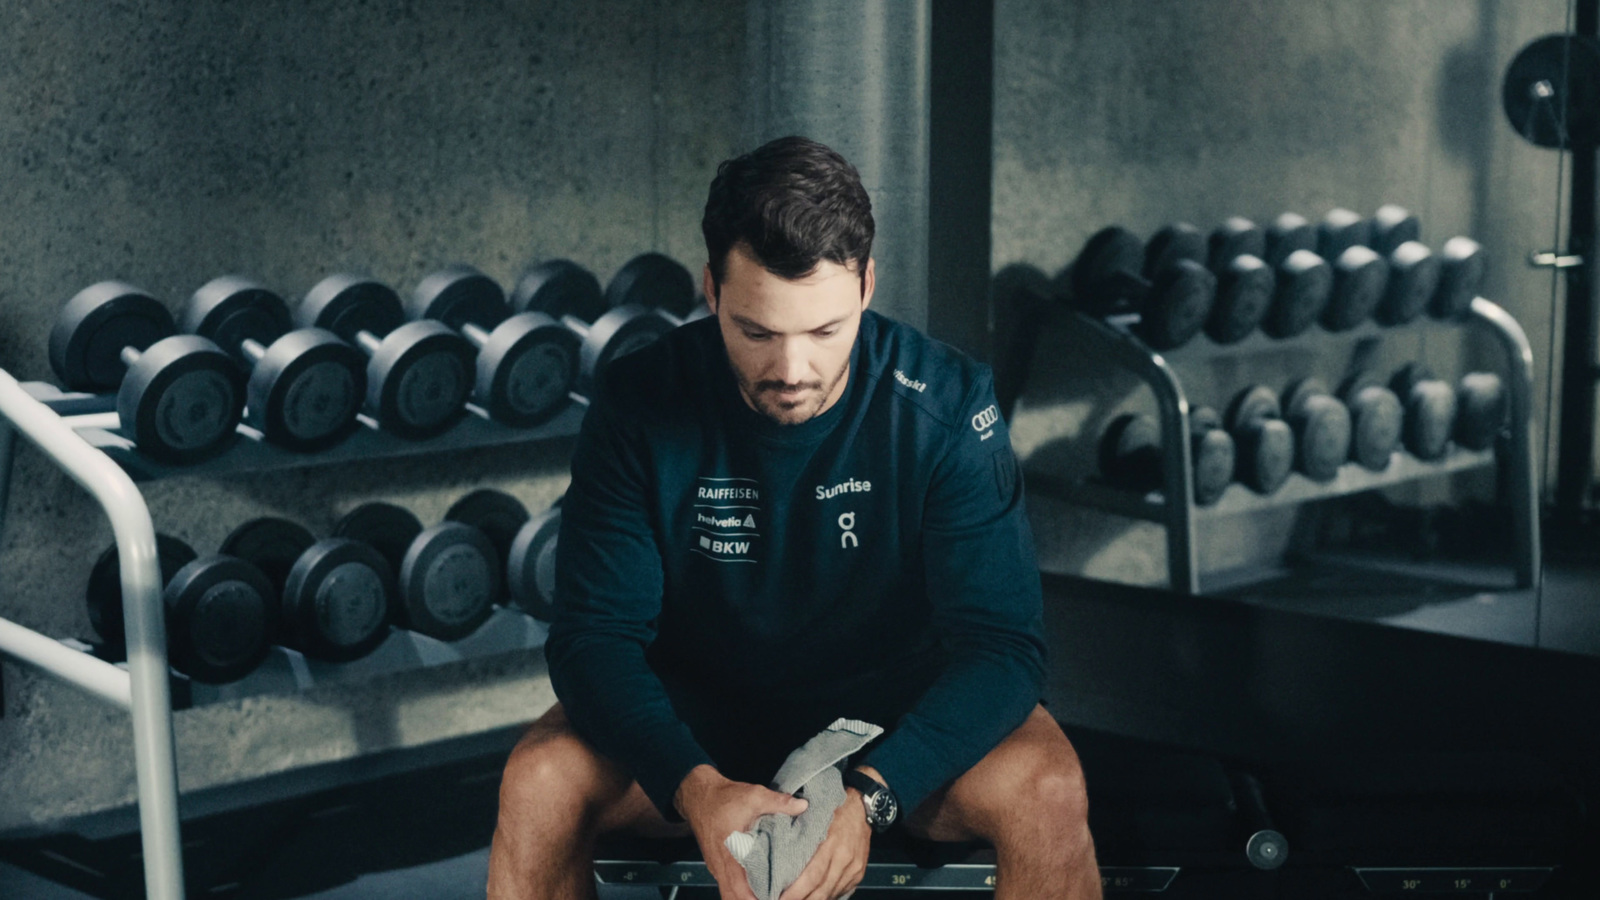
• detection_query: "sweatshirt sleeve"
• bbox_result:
[545,385,714,821]
[860,369,1048,816]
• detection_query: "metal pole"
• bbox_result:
[744,0,931,329]
[1555,0,1600,520]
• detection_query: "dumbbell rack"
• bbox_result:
[0,374,589,900]
[1027,297,1541,595]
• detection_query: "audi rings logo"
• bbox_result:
[971,405,1000,432]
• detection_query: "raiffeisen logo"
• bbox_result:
[816,478,872,500]
[894,369,927,392]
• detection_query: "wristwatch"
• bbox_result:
[842,768,899,833]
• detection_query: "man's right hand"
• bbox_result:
[674,764,810,900]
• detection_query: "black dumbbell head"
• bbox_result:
[116,334,247,463]
[1371,204,1421,256]
[1144,222,1207,281]
[1069,227,1146,316]
[512,259,607,323]
[573,305,676,388]
[1226,385,1283,432]
[365,319,475,438]
[1097,413,1163,494]
[1375,241,1442,326]
[1391,364,1457,460]
[1284,386,1352,482]
[1265,213,1315,267]
[221,517,316,595]
[1132,259,1216,351]
[606,253,697,318]
[334,502,425,574]
[163,554,276,684]
[1191,426,1236,507]
[1227,385,1293,493]
[1455,372,1508,451]
[1262,250,1333,339]
[1208,217,1267,273]
[396,522,499,641]
[1318,208,1372,260]
[409,264,510,331]
[282,537,394,662]
[1431,236,1486,320]
[1338,375,1404,471]
[181,276,293,362]
[50,281,177,392]
[1321,245,1390,332]
[445,489,531,591]
[86,534,198,656]
[507,506,562,620]
[298,273,407,340]
[1205,254,1273,344]
[475,312,582,426]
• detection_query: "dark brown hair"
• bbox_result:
[701,136,875,291]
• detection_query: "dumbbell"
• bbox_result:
[605,252,699,318]
[1281,378,1353,482]
[1336,375,1405,471]
[1224,386,1296,494]
[1430,236,1487,320]
[1317,208,1373,262]
[220,517,394,662]
[444,489,563,620]
[49,282,246,463]
[1370,204,1422,256]
[1262,247,1334,339]
[1374,239,1442,327]
[511,259,608,324]
[1095,408,1235,506]
[180,276,367,451]
[1069,225,1217,350]
[1204,218,1274,344]
[1390,364,1458,461]
[1264,213,1316,267]
[1454,372,1509,451]
[87,534,275,684]
[1319,243,1390,332]
[296,274,476,439]
[408,265,582,426]
[509,279,677,391]
[333,502,499,641]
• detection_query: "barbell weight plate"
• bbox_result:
[1370,205,1421,256]
[117,335,246,463]
[1262,250,1333,339]
[1205,254,1273,344]
[181,276,293,363]
[605,253,697,318]
[477,313,582,426]
[1068,227,1146,316]
[408,264,509,331]
[511,259,607,324]
[396,522,499,641]
[1321,245,1389,332]
[163,554,275,684]
[282,537,395,662]
[1265,213,1315,268]
[1317,208,1372,261]
[1208,217,1266,273]
[444,488,531,579]
[297,273,407,340]
[1133,258,1216,350]
[1375,241,1441,326]
[1143,222,1207,281]
[50,281,177,392]
[220,517,317,596]
[1430,236,1486,320]
[85,534,199,657]
[249,328,368,451]
[507,507,562,620]
[334,502,425,575]
[365,320,475,438]
[1503,34,1600,149]
[1454,372,1508,451]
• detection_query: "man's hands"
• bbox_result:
[675,764,809,900]
[776,767,879,900]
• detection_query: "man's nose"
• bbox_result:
[774,338,810,385]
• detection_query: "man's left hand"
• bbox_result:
[777,783,871,900]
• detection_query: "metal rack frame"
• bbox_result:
[0,376,589,900]
[1030,298,1541,594]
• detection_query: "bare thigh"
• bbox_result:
[513,703,692,840]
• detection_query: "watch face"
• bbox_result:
[869,789,898,827]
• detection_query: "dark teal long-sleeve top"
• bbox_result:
[546,309,1046,820]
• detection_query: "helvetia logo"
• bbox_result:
[815,478,872,500]
[971,405,1000,432]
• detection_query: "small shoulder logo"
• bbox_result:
[971,405,1000,432]
[894,369,927,392]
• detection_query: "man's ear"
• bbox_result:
[860,257,875,311]
[702,263,719,313]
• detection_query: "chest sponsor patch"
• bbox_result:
[691,476,761,563]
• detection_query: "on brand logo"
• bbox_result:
[838,511,858,549]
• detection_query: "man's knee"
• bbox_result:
[499,706,618,823]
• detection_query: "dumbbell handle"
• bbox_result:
[460,322,491,349]
[354,331,384,357]
[560,314,591,338]
[239,338,269,366]
[118,346,145,368]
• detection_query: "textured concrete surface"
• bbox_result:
[995,0,1574,583]
[0,0,743,832]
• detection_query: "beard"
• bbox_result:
[736,355,851,425]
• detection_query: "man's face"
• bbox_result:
[705,244,874,426]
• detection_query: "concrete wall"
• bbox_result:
[0,0,743,832]
[995,0,1574,585]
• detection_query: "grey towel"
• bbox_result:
[724,717,883,900]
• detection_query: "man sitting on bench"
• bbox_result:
[487,136,1100,900]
